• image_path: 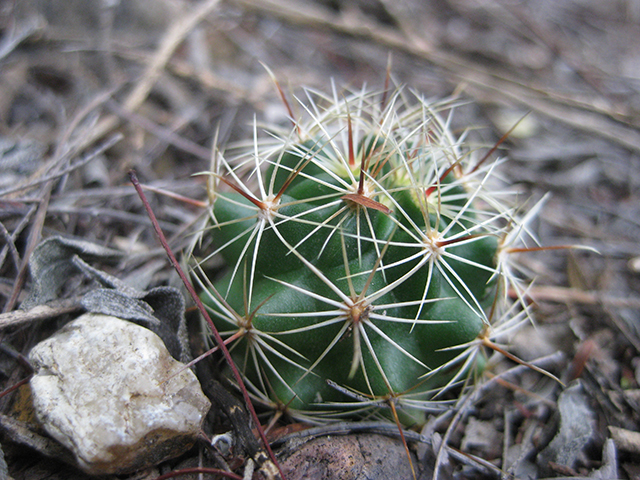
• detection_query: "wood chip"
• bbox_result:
[609,426,640,455]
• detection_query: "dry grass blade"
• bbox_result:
[231,0,640,152]
[528,285,640,309]
[122,0,222,112]
[0,134,123,198]
[0,298,82,330]
[72,0,222,154]
[2,188,50,313]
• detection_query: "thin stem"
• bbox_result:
[129,170,285,480]
[389,400,416,480]
[154,467,243,480]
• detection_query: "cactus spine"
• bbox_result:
[194,85,535,425]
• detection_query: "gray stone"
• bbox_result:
[28,313,211,475]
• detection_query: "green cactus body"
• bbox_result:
[196,88,528,424]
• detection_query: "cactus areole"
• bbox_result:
[197,87,523,424]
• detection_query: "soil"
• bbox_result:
[1,1,639,479]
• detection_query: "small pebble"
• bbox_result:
[279,434,417,480]
[29,313,211,475]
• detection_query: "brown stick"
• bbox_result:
[0,298,82,330]
[129,170,285,480]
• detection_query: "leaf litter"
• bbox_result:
[1,1,639,479]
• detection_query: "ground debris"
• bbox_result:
[278,433,417,480]
[537,381,598,475]
[610,427,640,456]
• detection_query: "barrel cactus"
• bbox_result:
[194,85,536,425]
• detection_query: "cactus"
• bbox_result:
[194,85,538,425]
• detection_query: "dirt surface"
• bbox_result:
[1,1,640,479]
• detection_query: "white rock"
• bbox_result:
[29,313,211,475]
